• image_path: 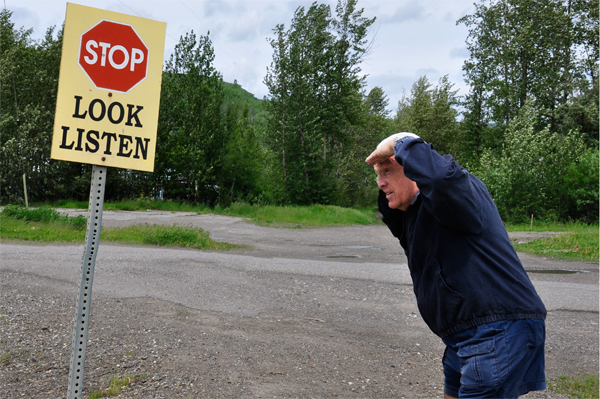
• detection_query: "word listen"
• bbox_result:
[59,95,151,160]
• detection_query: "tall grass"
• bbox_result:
[2,205,86,229]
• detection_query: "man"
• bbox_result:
[366,132,547,399]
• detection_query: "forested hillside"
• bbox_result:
[1,0,598,223]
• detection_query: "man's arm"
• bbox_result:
[400,137,483,234]
[368,133,483,234]
[365,132,419,166]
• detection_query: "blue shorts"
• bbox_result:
[442,319,546,398]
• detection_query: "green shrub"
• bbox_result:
[475,101,597,223]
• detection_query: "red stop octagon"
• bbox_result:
[79,20,149,93]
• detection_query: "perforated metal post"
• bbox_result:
[67,165,107,398]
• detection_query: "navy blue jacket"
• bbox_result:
[379,137,546,338]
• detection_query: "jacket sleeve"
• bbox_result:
[395,137,483,234]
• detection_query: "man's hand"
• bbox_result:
[365,132,420,166]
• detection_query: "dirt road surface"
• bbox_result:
[1,210,598,398]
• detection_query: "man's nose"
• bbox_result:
[377,176,386,189]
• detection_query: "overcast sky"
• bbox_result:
[7,0,476,114]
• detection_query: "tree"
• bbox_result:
[365,86,390,117]
[219,99,267,205]
[264,0,375,205]
[154,31,226,204]
[458,0,599,155]
[0,10,79,204]
[394,75,460,156]
[337,86,394,207]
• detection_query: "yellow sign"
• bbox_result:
[51,3,166,172]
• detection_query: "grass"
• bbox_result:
[2,205,86,229]
[89,374,148,398]
[548,374,599,399]
[505,221,595,233]
[33,200,380,227]
[1,206,86,243]
[102,224,240,250]
[507,222,599,262]
[0,206,238,250]
[208,202,378,227]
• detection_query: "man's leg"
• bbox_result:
[442,346,461,398]
[442,320,546,398]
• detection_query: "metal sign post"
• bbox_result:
[67,165,107,399]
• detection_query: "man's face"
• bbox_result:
[375,158,419,211]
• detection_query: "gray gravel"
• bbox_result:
[0,210,597,398]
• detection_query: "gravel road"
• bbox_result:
[0,210,598,398]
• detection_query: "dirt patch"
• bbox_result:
[2,269,596,398]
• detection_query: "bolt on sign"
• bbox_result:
[51,3,166,172]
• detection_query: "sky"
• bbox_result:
[7,0,476,114]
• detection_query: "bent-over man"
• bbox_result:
[366,133,547,399]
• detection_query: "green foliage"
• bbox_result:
[475,101,596,223]
[155,31,226,204]
[458,0,599,161]
[263,0,376,205]
[1,3,597,225]
[395,75,460,156]
[337,87,395,208]
[549,374,599,399]
[222,80,266,129]
[561,148,600,222]
[152,31,266,206]
[0,9,67,204]
[219,98,268,205]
